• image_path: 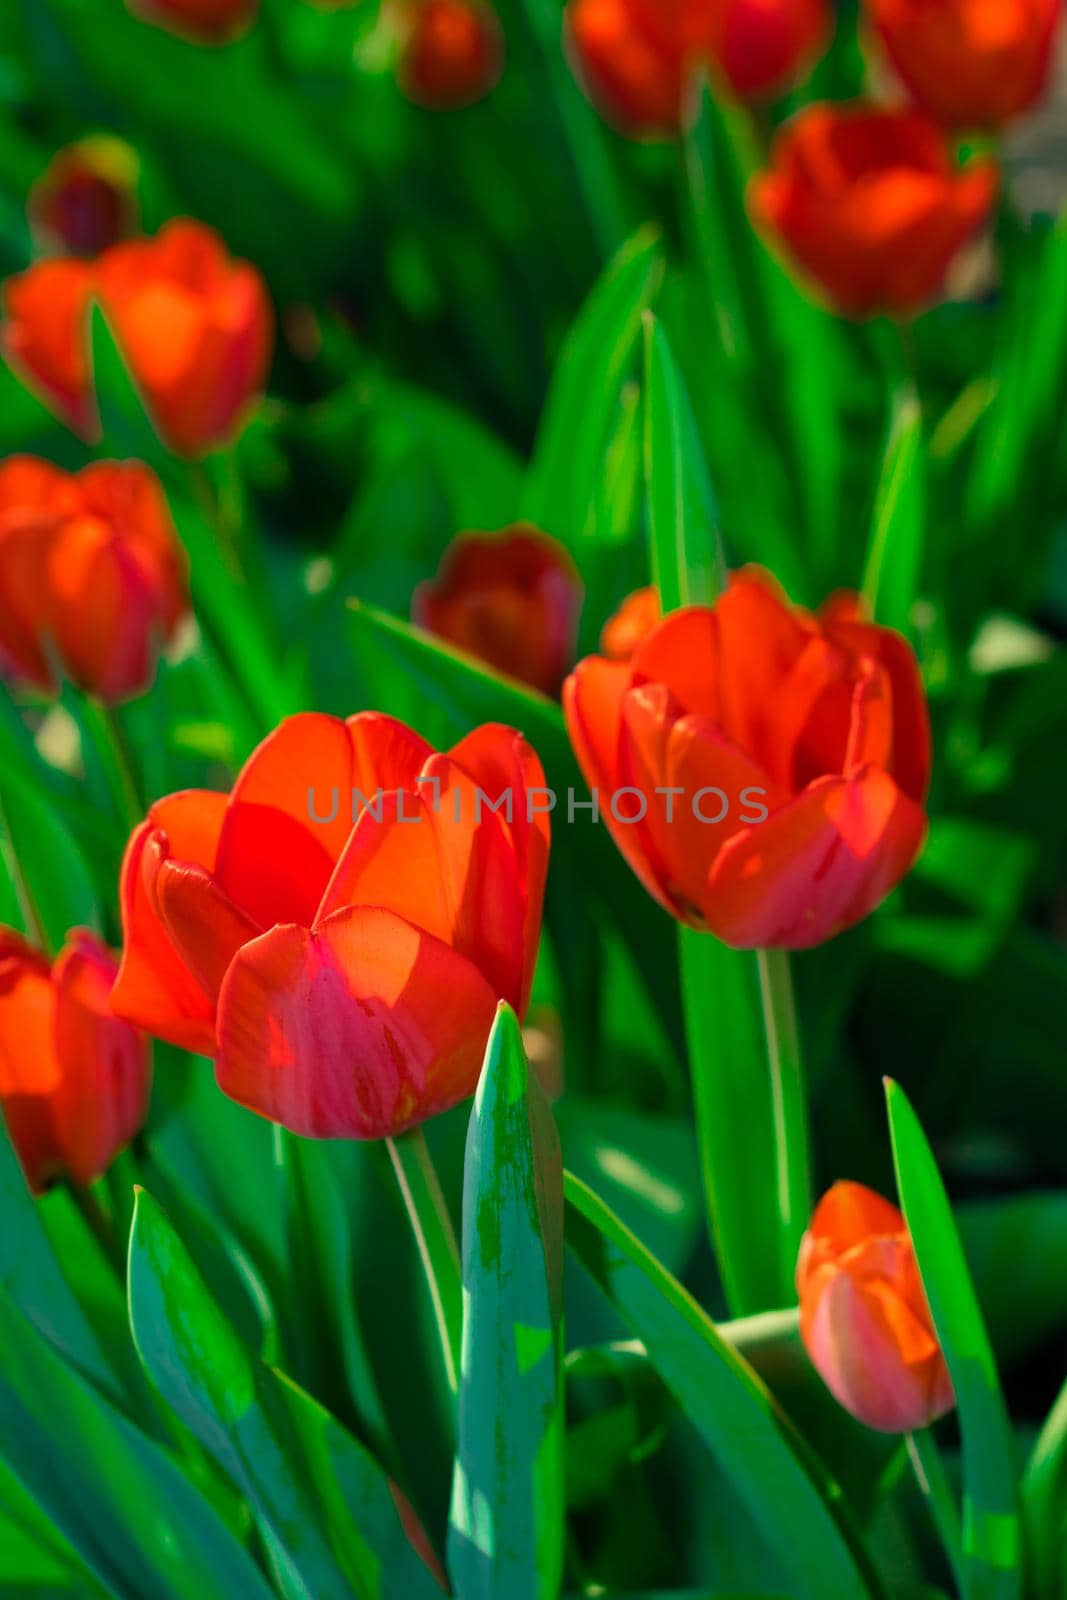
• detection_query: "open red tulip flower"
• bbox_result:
[749,104,998,318]
[398,0,505,111]
[29,137,140,259]
[564,569,930,950]
[0,928,150,1194]
[111,712,549,1139]
[797,1181,955,1433]
[0,457,188,703]
[125,0,259,44]
[866,0,1063,132]
[565,0,831,136]
[1,220,272,456]
[413,526,583,697]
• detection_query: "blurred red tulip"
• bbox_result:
[97,220,273,456]
[413,526,583,696]
[28,137,140,259]
[565,0,831,135]
[601,586,661,661]
[866,0,1062,131]
[564,570,930,949]
[112,713,549,1138]
[748,104,998,318]
[125,0,259,44]
[0,928,150,1193]
[399,0,505,110]
[0,457,188,703]
[1,258,97,438]
[797,1181,955,1433]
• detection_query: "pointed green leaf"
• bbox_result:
[885,1079,1021,1600]
[448,1004,565,1600]
[564,1172,881,1600]
[128,1189,441,1600]
[862,390,924,635]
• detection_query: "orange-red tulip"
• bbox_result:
[565,0,831,135]
[1,258,96,438]
[125,0,259,44]
[866,0,1062,131]
[413,526,583,696]
[564,570,930,949]
[797,1181,955,1433]
[96,220,273,456]
[601,586,661,661]
[0,928,150,1193]
[0,457,188,703]
[111,713,549,1138]
[749,103,998,318]
[399,0,505,110]
[28,138,140,259]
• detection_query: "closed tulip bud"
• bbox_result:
[797,1182,955,1433]
[565,0,831,136]
[112,712,549,1139]
[413,526,583,697]
[125,0,259,44]
[96,220,273,457]
[601,586,661,661]
[865,0,1062,131]
[399,0,505,110]
[564,570,930,949]
[0,929,150,1194]
[1,258,97,439]
[749,103,998,318]
[28,137,140,259]
[0,457,188,704]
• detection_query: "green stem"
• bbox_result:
[67,1180,125,1280]
[908,1428,966,1597]
[756,947,812,1294]
[99,702,143,831]
[386,1128,463,1400]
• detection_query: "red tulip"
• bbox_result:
[749,103,998,318]
[111,713,549,1138]
[0,928,150,1193]
[797,1181,955,1433]
[1,220,273,456]
[601,586,661,661]
[96,220,273,456]
[0,457,188,703]
[1,257,97,438]
[28,137,140,258]
[399,0,505,110]
[865,0,1062,131]
[565,0,831,135]
[564,570,930,949]
[413,526,583,696]
[125,0,259,44]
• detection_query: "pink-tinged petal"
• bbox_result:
[705,765,927,949]
[318,757,527,1011]
[52,931,150,1187]
[153,860,262,1002]
[111,791,227,1053]
[215,907,499,1139]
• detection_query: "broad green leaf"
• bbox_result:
[1023,1374,1067,1600]
[0,732,100,954]
[448,1005,564,1599]
[523,227,664,542]
[564,1173,881,1599]
[643,314,723,612]
[885,1080,1021,1600]
[128,1189,441,1600]
[0,1283,275,1600]
[862,390,924,635]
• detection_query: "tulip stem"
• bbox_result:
[386,1129,463,1400]
[756,947,812,1293]
[907,1428,965,1596]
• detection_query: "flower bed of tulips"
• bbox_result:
[1,1,1067,1597]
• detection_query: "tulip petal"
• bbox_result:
[705,764,926,948]
[630,606,722,720]
[822,617,931,803]
[153,859,262,1002]
[215,906,498,1139]
[0,950,61,1192]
